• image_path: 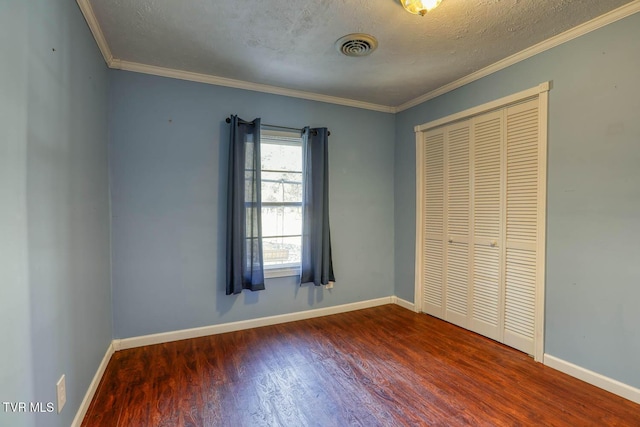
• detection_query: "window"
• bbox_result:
[260,129,303,278]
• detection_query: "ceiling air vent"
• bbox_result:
[335,33,378,57]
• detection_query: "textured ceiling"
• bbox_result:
[87,0,635,108]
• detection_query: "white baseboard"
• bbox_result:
[544,354,640,405]
[71,303,640,426]
[113,296,395,351]
[391,296,417,312]
[71,342,115,427]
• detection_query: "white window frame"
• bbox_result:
[261,129,303,279]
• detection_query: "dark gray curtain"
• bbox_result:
[301,127,335,286]
[226,116,265,294]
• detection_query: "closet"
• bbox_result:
[415,84,548,360]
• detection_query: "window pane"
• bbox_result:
[262,206,302,237]
[260,132,303,270]
[245,140,256,166]
[282,183,302,202]
[245,171,257,202]
[261,171,302,203]
[263,236,302,266]
[261,143,302,172]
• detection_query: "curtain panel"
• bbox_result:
[301,127,336,286]
[226,116,265,294]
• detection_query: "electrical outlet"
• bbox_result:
[56,375,66,413]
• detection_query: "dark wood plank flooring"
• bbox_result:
[82,305,640,426]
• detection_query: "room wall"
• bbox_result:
[395,12,640,388]
[0,1,112,426]
[109,71,395,339]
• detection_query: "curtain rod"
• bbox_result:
[225,117,330,136]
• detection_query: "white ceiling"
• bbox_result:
[83,0,637,110]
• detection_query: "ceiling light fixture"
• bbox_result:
[400,0,442,16]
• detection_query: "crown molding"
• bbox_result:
[396,0,640,112]
[77,0,640,114]
[76,0,114,66]
[75,0,391,113]
[109,59,396,113]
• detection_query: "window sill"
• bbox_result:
[264,266,301,279]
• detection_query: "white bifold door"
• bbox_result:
[417,94,547,358]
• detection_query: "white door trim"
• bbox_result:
[414,82,551,362]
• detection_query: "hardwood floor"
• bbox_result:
[82,305,640,426]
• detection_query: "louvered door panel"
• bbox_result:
[446,242,469,326]
[425,131,445,237]
[473,246,500,329]
[445,123,470,328]
[423,240,443,310]
[422,129,446,318]
[504,99,539,355]
[470,111,503,340]
[504,248,536,340]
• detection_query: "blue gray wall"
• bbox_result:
[395,13,640,388]
[2,4,638,424]
[0,1,112,426]
[109,71,395,338]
